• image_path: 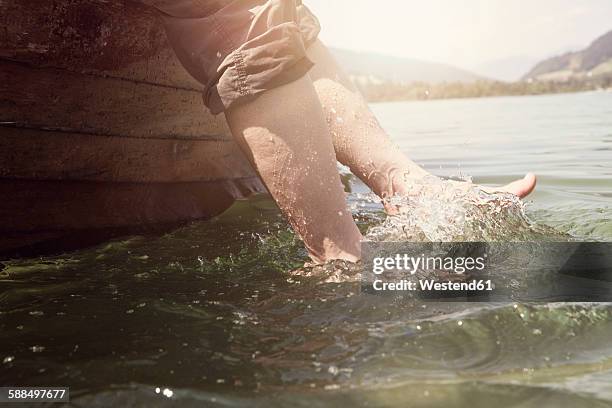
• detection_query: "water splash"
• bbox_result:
[366,176,564,242]
[293,177,567,283]
[289,259,362,283]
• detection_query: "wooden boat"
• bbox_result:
[0,0,266,255]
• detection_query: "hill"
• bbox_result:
[523,30,612,81]
[330,48,483,85]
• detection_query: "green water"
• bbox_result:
[1,91,612,407]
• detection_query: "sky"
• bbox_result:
[305,0,612,79]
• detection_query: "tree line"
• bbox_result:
[357,75,612,102]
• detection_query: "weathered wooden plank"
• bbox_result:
[0,0,273,254]
[0,127,259,182]
[0,59,228,139]
[0,0,203,90]
[0,177,265,233]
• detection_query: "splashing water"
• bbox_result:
[366,176,564,242]
[292,176,568,284]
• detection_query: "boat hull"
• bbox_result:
[0,0,266,255]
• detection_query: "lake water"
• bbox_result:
[1,91,611,407]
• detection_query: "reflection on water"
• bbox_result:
[1,92,612,407]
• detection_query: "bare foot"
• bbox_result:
[382,172,537,214]
[493,173,537,198]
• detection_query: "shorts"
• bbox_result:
[141,0,321,114]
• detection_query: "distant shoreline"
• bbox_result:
[357,76,612,103]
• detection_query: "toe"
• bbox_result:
[501,173,537,198]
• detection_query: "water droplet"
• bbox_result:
[328,365,339,375]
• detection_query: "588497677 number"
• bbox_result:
[1,387,69,402]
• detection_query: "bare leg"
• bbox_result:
[306,40,536,207]
[225,75,362,263]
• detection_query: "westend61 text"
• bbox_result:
[372,279,494,292]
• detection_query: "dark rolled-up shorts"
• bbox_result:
[140,0,321,114]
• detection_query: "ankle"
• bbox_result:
[307,236,362,264]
